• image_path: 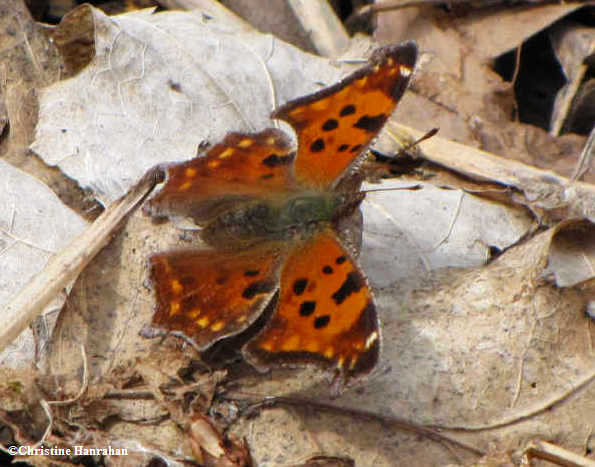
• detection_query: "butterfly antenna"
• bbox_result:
[369,127,437,167]
[360,128,437,194]
[396,127,438,156]
[361,185,422,194]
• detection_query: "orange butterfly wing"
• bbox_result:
[150,244,284,349]
[244,230,379,379]
[144,129,295,224]
[273,42,417,189]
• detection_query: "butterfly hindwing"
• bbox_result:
[150,244,284,349]
[243,229,379,380]
[272,42,417,190]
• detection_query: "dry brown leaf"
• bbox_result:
[550,22,595,136]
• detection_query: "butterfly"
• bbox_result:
[144,42,418,386]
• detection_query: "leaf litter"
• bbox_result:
[1,1,595,466]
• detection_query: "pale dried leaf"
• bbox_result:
[361,181,534,287]
[543,219,595,287]
[0,160,87,368]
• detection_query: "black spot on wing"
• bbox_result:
[349,144,362,153]
[340,104,356,116]
[322,265,333,274]
[354,114,387,133]
[242,280,275,300]
[332,271,364,305]
[314,315,330,329]
[310,138,325,153]
[322,119,338,131]
[262,153,294,168]
[299,301,316,316]
[293,278,308,295]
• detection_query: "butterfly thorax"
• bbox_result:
[201,191,365,248]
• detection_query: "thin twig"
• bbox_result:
[434,367,595,431]
[46,344,89,406]
[224,393,485,457]
[510,44,522,122]
[34,400,53,448]
[511,312,536,409]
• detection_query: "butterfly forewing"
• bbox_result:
[243,229,379,380]
[145,129,296,224]
[272,42,417,190]
[150,245,284,349]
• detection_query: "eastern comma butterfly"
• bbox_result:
[144,42,418,386]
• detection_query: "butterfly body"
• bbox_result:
[200,190,366,247]
[145,42,418,385]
